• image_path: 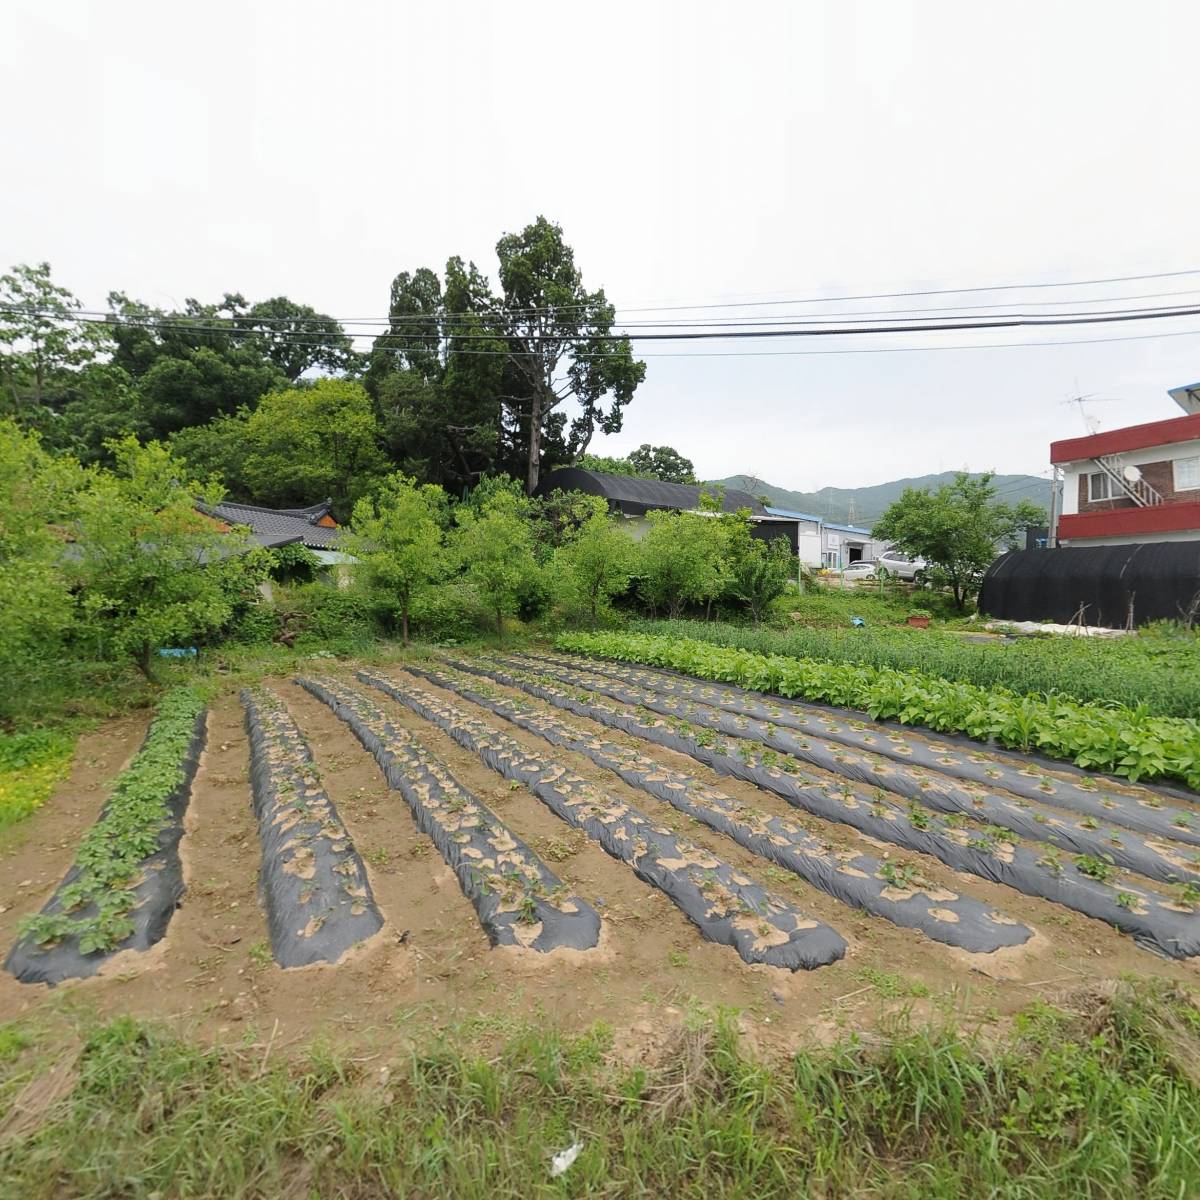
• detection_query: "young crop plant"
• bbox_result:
[1075,854,1118,884]
[18,687,204,955]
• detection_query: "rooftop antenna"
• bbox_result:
[1061,393,1121,435]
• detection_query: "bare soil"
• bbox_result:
[1,658,1196,1063]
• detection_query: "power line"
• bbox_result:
[9,299,1200,345]
[7,266,1200,327]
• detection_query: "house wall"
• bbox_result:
[1061,437,1200,515]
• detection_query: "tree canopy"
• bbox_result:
[873,472,1046,609]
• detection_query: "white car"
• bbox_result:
[840,560,877,580]
[875,550,927,581]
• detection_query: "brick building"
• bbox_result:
[1051,383,1200,547]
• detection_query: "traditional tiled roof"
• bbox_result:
[203,499,343,549]
[536,468,767,516]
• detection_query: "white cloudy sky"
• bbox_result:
[4,0,1199,490]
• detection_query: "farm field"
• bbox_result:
[3,649,1199,1049]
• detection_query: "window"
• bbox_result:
[1088,472,1112,501]
[1175,455,1200,491]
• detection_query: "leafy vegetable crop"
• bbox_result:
[556,632,1200,792]
[19,687,205,954]
[632,619,1200,719]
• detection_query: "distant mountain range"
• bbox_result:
[710,472,1053,528]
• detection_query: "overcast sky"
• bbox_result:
[4,0,1199,491]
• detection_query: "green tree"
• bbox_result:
[236,296,357,381]
[240,379,389,519]
[494,217,646,493]
[69,438,265,679]
[169,412,253,494]
[626,444,698,484]
[555,508,635,626]
[576,452,642,477]
[348,473,447,644]
[135,345,285,438]
[723,519,794,622]
[452,489,539,637]
[0,421,88,697]
[636,509,729,619]
[873,472,1047,610]
[0,262,109,416]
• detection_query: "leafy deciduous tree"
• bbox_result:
[636,509,729,619]
[0,263,109,415]
[555,508,635,626]
[452,489,540,637]
[626,444,697,484]
[240,379,389,519]
[0,421,88,692]
[69,438,265,679]
[873,472,1047,610]
[348,473,447,644]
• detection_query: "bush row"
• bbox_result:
[633,618,1200,719]
[555,631,1200,792]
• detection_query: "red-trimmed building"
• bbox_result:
[1052,383,1200,546]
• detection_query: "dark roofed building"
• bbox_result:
[203,499,344,551]
[536,467,768,517]
[535,466,804,552]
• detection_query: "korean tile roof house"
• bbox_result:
[200,500,355,565]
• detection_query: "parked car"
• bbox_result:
[840,560,877,580]
[876,550,927,581]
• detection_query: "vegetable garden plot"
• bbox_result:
[446,657,1200,959]
[498,653,1200,889]
[355,670,848,972]
[297,677,601,952]
[529,649,1200,842]
[406,661,1031,954]
[242,689,383,967]
[6,689,206,986]
[554,632,1200,795]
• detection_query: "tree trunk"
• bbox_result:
[496,605,504,640]
[526,392,543,495]
[134,643,159,682]
[401,596,410,647]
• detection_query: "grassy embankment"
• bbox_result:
[2,982,1198,1198]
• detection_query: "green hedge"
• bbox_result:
[632,620,1200,720]
[555,631,1200,792]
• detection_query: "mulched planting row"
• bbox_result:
[533,649,1200,829]
[356,669,848,972]
[298,676,601,953]
[242,688,384,967]
[450,656,1200,959]
[409,661,1031,954]
[502,653,1200,888]
[6,697,207,986]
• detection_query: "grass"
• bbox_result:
[1,981,1199,1197]
[633,619,1200,720]
[0,730,75,831]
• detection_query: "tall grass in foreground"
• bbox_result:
[635,619,1200,719]
[2,981,1199,1198]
